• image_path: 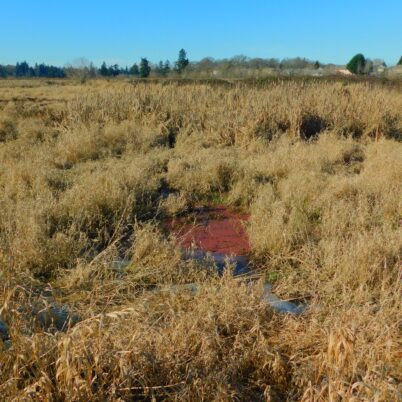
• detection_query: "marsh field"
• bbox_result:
[0,77,401,401]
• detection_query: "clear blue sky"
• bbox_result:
[1,0,401,67]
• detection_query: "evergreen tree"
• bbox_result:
[346,54,366,74]
[314,61,320,69]
[139,58,151,78]
[100,62,109,76]
[157,61,165,76]
[155,61,170,77]
[163,60,171,75]
[398,56,402,66]
[15,61,30,77]
[108,64,120,77]
[0,65,7,78]
[129,63,139,76]
[175,49,189,73]
[38,64,47,77]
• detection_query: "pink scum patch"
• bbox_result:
[166,206,250,255]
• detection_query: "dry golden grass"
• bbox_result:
[0,78,401,401]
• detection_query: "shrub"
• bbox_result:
[346,53,366,74]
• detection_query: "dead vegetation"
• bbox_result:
[0,78,401,401]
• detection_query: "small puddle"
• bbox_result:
[167,205,251,256]
[181,249,250,276]
[166,205,251,275]
[0,288,81,350]
[165,204,306,315]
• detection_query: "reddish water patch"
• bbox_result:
[166,206,250,255]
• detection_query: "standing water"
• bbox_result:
[166,205,306,314]
[166,205,251,275]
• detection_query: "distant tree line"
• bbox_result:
[0,50,188,79]
[98,49,188,78]
[0,50,399,79]
[0,61,66,78]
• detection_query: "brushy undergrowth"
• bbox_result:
[0,78,401,401]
